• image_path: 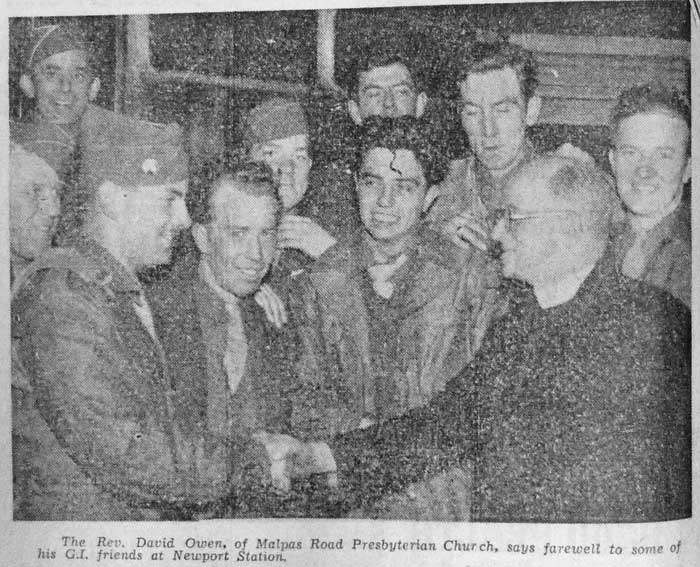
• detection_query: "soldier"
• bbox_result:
[12,22,100,180]
[608,84,691,306]
[11,114,266,520]
[286,116,501,440]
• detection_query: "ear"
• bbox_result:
[608,148,616,173]
[682,154,691,185]
[88,77,101,102]
[525,95,542,127]
[19,74,35,99]
[94,180,125,220]
[415,92,428,118]
[192,223,209,255]
[347,99,363,125]
[423,184,440,213]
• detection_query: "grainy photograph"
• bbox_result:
[8,0,691,524]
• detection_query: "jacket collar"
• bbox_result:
[72,238,142,293]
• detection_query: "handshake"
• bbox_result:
[249,431,338,492]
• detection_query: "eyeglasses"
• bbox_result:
[491,206,579,230]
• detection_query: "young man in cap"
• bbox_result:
[273,154,690,523]
[608,84,691,306]
[11,114,267,520]
[286,116,501,440]
[12,22,100,180]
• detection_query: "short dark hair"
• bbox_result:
[610,83,690,153]
[189,161,280,225]
[355,115,448,187]
[455,40,539,102]
[341,40,422,98]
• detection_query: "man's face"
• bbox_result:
[492,166,572,286]
[357,147,428,247]
[610,111,690,217]
[350,62,425,123]
[122,180,191,267]
[459,67,539,175]
[250,134,310,211]
[9,148,61,261]
[25,50,95,125]
[201,186,278,298]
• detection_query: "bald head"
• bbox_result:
[494,155,615,288]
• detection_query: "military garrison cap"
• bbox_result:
[241,97,307,148]
[25,23,88,69]
[79,109,188,192]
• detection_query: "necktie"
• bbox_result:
[222,302,248,395]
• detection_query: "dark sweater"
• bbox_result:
[329,250,691,522]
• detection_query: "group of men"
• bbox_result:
[10,22,691,522]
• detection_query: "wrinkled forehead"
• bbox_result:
[259,133,309,152]
[459,66,522,104]
[210,182,278,225]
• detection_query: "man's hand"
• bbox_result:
[444,212,490,252]
[278,215,337,259]
[254,284,287,329]
[251,431,337,492]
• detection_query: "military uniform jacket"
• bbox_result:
[329,251,691,522]
[287,226,502,440]
[611,197,691,307]
[12,241,235,520]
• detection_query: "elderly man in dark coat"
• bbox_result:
[608,83,691,307]
[11,112,259,520]
[270,154,691,523]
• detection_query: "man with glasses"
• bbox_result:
[268,153,690,522]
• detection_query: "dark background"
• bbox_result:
[9,1,690,169]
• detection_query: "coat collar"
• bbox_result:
[72,238,143,293]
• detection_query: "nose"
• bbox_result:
[59,73,72,93]
[173,198,191,230]
[482,109,497,138]
[376,183,395,207]
[635,161,657,180]
[245,233,264,262]
[382,90,397,114]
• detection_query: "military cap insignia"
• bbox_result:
[141,158,159,174]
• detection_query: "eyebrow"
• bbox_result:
[169,187,186,198]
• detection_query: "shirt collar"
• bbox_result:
[627,191,683,234]
[200,259,240,308]
[533,263,596,309]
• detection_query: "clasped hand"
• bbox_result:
[251,431,338,492]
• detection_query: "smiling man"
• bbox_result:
[12,23,100,179]
[150,163,298,455]
[11,113,260,520]
[608,84,691,306]
[286,116,501,440]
